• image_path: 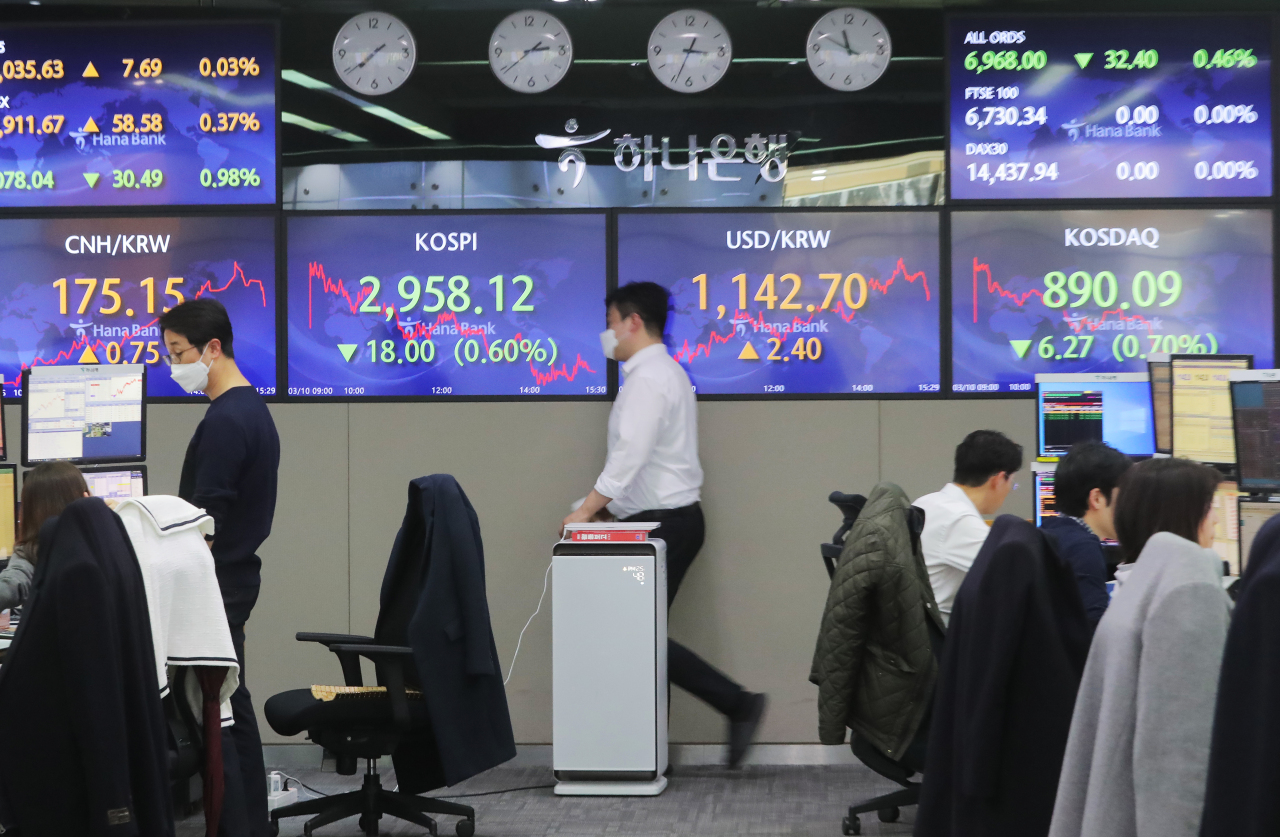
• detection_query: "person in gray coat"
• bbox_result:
[0,462,91,613]
[1049,458,1231,837]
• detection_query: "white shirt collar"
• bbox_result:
[622,342,669,375]
[940,482,983,516]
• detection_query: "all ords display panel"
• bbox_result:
[0,216,277,399]
[0,21,276,207]
[952,209,1273,393]
[287,213,608,398]
[617,212,941,396]
[949,15,1272,199]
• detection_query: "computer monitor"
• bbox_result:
[1035,373,1155,458]
[1148,355,1172,454]
[1171,355,1253,465]
[1034,470,1056,526]
[1210,480,1241,575]
[79,465,148,501]
[1239,498,1280,574]
[0,465,14,561]
[1230,369,1280,493]
[21,365,146,466]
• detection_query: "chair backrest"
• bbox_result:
[820,491,868,579]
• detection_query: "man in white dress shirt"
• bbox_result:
[913,430,1023,626]
[562,282,767,768]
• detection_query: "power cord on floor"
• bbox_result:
[503,560,553,686]
[430,784,557,799]
[278,772,331,798]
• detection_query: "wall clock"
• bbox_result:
[647,9,732,94]
[806,8,891,92]
[489,10,574,93]
[333,12,416,95]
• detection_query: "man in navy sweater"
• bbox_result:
[160,298,280,837]
[1041,441,1131,630]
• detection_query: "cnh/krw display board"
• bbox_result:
[951,209,1273,393]
[949,15,1272,199]
[286,213,609,398]
[616,211,941,396]
[0,21,276,207]
[0,216,278,399]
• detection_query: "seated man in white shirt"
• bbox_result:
[913,430,1023,626]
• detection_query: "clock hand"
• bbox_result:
[840,31,858,57]
[356,43,387,70]
[504,40,545,73]
[674,36,697,80]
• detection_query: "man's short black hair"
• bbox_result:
[1114,457,1221,561]
[953,430,1023,487]
[1053,441,1132,517]
[605,282,670,338]
[158,298,235,359]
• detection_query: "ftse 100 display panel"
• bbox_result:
[616,212,941,396]
[0,21,276,207]
[949,15,1272,199]
[951,209,1273,393]
[286,213,608,398]
[0,216,277,399]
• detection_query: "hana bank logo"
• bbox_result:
[535,119,789,189]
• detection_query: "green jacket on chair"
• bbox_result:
[810,481,946,759]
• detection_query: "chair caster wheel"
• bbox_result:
[842,814,861,835]
[303,824,314,837]
[456,819,475,837]
[269,821,279,837]
[878,806,900,823]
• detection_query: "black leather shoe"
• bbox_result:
[727,692,767,769]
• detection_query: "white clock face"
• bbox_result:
[806,8,891,92]
[489,11,573,94]
[648,9,732,94]
[333,12,416,95]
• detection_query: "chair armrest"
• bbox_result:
[296,633,376,687]
[329,644,416,729]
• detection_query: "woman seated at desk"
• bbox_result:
[0,462,90,613]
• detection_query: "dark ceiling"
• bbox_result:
[5,0,1277,169]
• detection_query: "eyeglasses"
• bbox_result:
[161,344,201,366]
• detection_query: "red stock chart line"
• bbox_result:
[970,258,1152,333]
[673,258,930,365]
[307,261,596,386]
[26,260,266,371]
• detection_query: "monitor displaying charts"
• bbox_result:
[79,465,147,501]
[1171,355,1253,464]
[1036,373,1154,458]
[1034,469,1057,526]
[1230,370,1280,493]
[1239,499,1280,574]
[23,364,145,465]
[0,465,14,561]
[1211,481,1242,575]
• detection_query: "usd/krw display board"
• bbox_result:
[616,211,941,396]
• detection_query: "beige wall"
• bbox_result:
[2,397,1034,744]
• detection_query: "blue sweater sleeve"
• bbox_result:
[189,417,248,540]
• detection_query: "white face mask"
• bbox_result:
[599,328,619,360]
[170,346,211,393]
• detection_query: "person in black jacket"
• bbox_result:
[916,515,1091,837]
[379,475,517,792]
[161,298,280,837]
[1200,513,1280,837]
[0,498,173,836]
[1040,442,1132,629]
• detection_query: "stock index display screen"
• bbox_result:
[616,212,941,396]
[0,21,276,207]
[951,209,1273,393]
[286,213,608,398]
[949,15,1272,199]
[0,216,277,399]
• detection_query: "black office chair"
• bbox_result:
[819,491,930,837]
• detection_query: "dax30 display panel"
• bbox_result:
[616,211,941,397]
[286,213,609,398]
[948,15,1272,199]
[951,208,1273,393]
[0,215,277,399]
[0,21,276,207]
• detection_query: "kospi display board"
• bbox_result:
[286,213,609,398]
[616,212,941,396]
[951,209,1273,393]
[0,216,277,399]
[949,16,1272,199]
[0,22,276,207]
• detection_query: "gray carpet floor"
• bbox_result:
[177,764,917,836]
